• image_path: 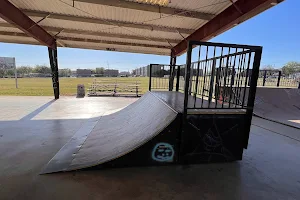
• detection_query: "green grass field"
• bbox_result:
[0,76,297,96]
[0,77,150,96]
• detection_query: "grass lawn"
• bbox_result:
[0,77,150,96]
[0,76,297,96]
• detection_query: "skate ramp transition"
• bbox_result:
[42,92,178,174]
[254,88,300,129]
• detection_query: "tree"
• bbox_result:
[33,65,51,74]
[96,67,105,75]
[59,68,71,77]
[282,62,300,76]
[0,68,4,77]
[17,66,32,76]
[5,69,15,76]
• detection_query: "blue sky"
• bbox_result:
[0,0,298,71]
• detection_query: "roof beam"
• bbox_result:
[0,0,56,49]
[172,0,284,56]
[0,31,170,49]
[58,35,170,49]
[74,0,215,20]
[23,10,194,34]
[0,22,180,44]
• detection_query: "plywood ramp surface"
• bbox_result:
[254,88,300,129]
[42,92,178,173]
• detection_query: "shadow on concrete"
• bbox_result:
[20,99,57,121]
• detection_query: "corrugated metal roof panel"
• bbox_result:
[62,40,170,55]
[11,0,212,29]
[127,0,232,13]
[56,32,176,47]
[1,0,240,55]
[0,35,39,45]
[0,26,23,33]
[37,18,188,40]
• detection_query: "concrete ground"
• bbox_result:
[0,96,299,200]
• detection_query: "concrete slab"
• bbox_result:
[0,96,299,200]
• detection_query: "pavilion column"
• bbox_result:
[169,51,177,91]
[48,42,59,99]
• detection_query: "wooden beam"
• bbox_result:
[23,10,194,34]
[0,0,56,49]
[0,22,180,44]
[172,0,284,56]
[0,31,171,49]
[74,0,215,20]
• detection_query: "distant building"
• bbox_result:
[104,69,119,77]
[77,69,92,77]
[119,71,130,76]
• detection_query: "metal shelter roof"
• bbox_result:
[0,0,283,56]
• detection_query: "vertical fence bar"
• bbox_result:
[183,41,193,118]
[244,47,262,148]
[222,47,231,108]
[242,52,252,108]
[176,65,180,91]
[201,46,209,108]
[235,50,244,108]
[149,64,152,91]
[215,47,224,108]
[189,63,193,95]
[193,46,201,107]
[262,70,267,86]
[208,47,217,106]
[237,49,247,107]
[228,48,238,108]
[208,59,216,107]
[277,71,281,87]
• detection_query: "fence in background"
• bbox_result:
[257,69,300,88]
[148,64,186,92]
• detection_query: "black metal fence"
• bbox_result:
[149,64,185,91]
[184,41,262,112]
[148,41,263,114]
[257,69,300,88]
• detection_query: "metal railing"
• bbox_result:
[149,64,185,91]
[257,70,300,88]
[184,41,262,112]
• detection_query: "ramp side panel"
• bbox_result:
[96,115,181,168]
[67,92,178,171]
[182,114,245,163]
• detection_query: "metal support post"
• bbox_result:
[262,70,267,86]
[277,71,281,87]
[48,43,59,99]
[169,55,177,91]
